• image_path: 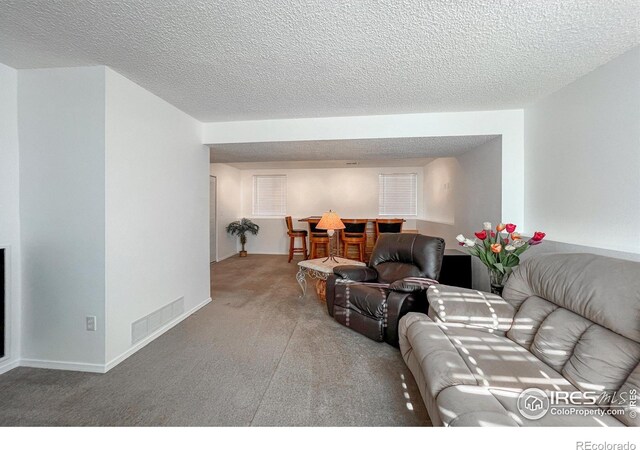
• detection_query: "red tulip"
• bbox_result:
[474,230,487,240]
[491,231,496,238]
[505,223,516,233]
[532,231,546,241]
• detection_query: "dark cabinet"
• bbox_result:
[438,249,472,289]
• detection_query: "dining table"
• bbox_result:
[297,217,411,260]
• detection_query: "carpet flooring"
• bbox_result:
[0,254,430,426]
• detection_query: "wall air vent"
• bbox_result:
[131,296,185,345]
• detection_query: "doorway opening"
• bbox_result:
[210,175,217,263]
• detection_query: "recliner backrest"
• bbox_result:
[503,253,640,425]
[369,233,445,283]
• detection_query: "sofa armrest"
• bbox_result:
[389,277,439,293]
[333,265,378,282]
[426,285,515,332]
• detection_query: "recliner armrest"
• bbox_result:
[333,265,378,282]
[426,285,515,333]
[389,277,439,293]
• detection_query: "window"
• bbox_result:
[252,175,287,216]
[378,173,417,216]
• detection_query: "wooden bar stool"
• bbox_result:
[374,218,404,241]
[285,216,308,263]
[308,218,330,259]
[340,219,368,262]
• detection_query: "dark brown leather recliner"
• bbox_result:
[326,233,445,347]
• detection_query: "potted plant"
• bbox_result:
[226,218,260,257]
[456,222,546,295]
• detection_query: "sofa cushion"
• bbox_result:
[427,285,515,333]
[442,388,623,427]
[505,269,640,400]
[610,363,640,426]
[398,313,443,425]
[503,253,640,343]
[530,308,593,372]
[563,325,640,393]
[399,313,477,399]
[437,385,519,426]
[489,389,624,427]
[436,321,575,392]
[507,296,558,348]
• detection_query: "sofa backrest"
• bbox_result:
[369,233,445,284]
[502,253,640,425]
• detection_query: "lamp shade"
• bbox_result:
[316,210,345,230]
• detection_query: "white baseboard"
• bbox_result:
[11,297,213,375]
[104,296,212,372]
[20,358,105,373]
[252,251,288,255]
[216,251,238,262]
[0,358,20,375]
[217,251,290,260]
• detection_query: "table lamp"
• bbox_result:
[316,210,345,263]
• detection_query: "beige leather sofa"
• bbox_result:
[399,253,640,426]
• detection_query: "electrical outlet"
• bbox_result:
[86,316,97,332]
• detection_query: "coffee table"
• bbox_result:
[296,257,366,300]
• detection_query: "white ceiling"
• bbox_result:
[210,135,499,167]
[0,1,637,122]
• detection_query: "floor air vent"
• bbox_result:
[131,296,185,345]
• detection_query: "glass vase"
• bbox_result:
[488,269,509,296]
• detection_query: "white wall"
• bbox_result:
[0,63,21,373]
[210,163,241,260]
[418,137,502,290]
[104,68,210,365]
[236,166,421,255]
[203,110,524,228]
[525,46,640,254]
[18,67,106,368]
[422,157,457,227]
[13,66,210,372]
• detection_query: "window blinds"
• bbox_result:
[378,173,417,216]
[252,175,287,216]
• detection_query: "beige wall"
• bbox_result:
[105,68,210,366]
[210,163,242,260]
[239,166,423,219]
[237,166,421,255]
[0,63,21,373]
[418,137,503,290]
[524,46,640,254]
[208,165,422,256]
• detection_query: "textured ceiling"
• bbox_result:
[0,1,638,121]
[210,135,499,166]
